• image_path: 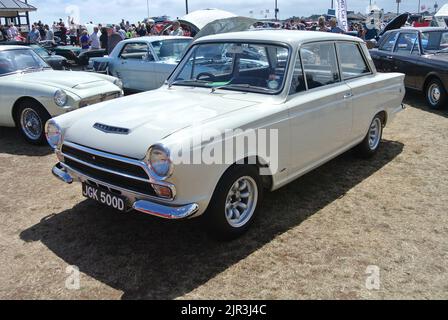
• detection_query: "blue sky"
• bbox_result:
[28,0,447,24]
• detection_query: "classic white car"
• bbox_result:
[48,30,406,239]
[0,46,123,144]
[90,36,192,92]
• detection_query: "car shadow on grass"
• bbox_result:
[20,140,404,300]
[404,90,448,118]
[0,127,52,156]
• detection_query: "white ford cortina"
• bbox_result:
[0,46,124,144]
[47,30,406,239]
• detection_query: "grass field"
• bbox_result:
[0,91,447,299]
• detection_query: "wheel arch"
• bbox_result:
[12,97,48,126]
[423,73,446,93]
[220,155,274,191]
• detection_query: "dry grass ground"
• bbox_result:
[0,91,447,300]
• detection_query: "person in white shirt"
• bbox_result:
[115,26,126,40]
[90,27,100,50]
[7,24,19,40]
[45,25,54,41]
[170,21,184,36]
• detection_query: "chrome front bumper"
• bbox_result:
[52,163,199,220]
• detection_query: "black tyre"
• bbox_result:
[425,78,447,109]
[15,99,51,145]
[204,165,264,240]
[355,114,384,159]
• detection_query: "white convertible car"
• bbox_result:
[0,46,123,144]
[90,36,192,92]
[48,31,406,239]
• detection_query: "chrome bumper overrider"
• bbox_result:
[52,163,199,220]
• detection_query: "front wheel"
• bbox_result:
[204,165,264,240]
[16,100,51,145]
[355,114,384,159]
[425,78,447,110]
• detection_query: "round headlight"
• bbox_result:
[54,89,68,107]
[45,120,62,149]
[147,145,173,178]
[113,78,123,89]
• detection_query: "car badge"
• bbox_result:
[93,123,130,135]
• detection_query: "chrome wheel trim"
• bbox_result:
[20,108,42,140]
[368,118,382,150]
[427,83,441,106]
[225,176,258,228]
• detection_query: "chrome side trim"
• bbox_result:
[133,201,199,220]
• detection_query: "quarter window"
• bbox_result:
[289,52,306,94]
[120,43,153,60]
[337,42,370,80]
[301,42,340,90]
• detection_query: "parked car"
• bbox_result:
[0,41,68,70]
[48,31,405,239]
[0,46,123,144]
[90,36,192,92]
[40,42,107,67]
[370,27,448,109]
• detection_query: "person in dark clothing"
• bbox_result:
[59,23,67,44]
[100,27,108,50]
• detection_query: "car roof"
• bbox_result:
[0,45,30,51]
[121,36,193,44]
[400,26,448,32]
[194,30,363,46]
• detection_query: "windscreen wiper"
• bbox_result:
[168,79,210,88]
[211,83,271,93]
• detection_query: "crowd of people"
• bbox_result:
[0,13,387,51]
[259,16,381,41]
[0,17,187,52]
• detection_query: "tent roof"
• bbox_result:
[0,0,36,12]
[435,4,448,17]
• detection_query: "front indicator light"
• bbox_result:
[152,184,173,199]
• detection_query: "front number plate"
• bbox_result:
[82,183,126,212]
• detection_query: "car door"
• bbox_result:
[372,31,400,72]
[286,41,353,176]
[115,42,155,91]
[337,41,382,139]
[392,31,421,88]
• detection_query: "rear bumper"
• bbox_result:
[52,163,199,220]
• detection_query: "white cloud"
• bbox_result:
[28,0,448,24]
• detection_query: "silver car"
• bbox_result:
[91,36,192,92]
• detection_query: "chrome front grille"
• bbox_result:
[60,142,157,197]
[79,91,121,108]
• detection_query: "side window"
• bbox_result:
[337,42,370,80]
[394,33,418,55]
[379,32,399,52]
[289,51,306,94]
[119,43,153,60]
[301,42,340,90]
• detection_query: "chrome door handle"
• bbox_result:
[343,92,353,99]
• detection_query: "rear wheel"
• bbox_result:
[355,114,384,159]
[204,165,263,240]
[425,78,447,109]
[15,100,51,145]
